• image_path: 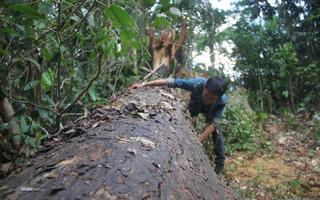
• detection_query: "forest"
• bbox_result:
[0,0,319,199]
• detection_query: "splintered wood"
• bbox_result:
[148,17,188,75]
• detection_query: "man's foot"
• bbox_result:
[214,164,224,176]
[214,168,223,175]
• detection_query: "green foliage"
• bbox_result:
[19,116,48,153]
[40,71,53,92]
[88,88,98,102]
[0,0,146,133]
[106,5,139,50]
[141,0,156,8]
[1,123,11,130]
[275,176,310,199]
[221,91,267,155]
[194,90,269,158]
[24,80,39,91]
[282,91,289,99]
[12,106,26,118]
[192,113,215,156]
[154,17,170,28]
[9,4,44,19]
[0,114,50,155]
[0,29,18,35]
[0,49,11,57]
[0,1,233,157]
[275,42,298,77]
[225,0,320,115]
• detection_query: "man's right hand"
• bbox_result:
[127,83,143,90]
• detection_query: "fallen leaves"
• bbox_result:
[225,122,320,199]
[130,137,155,148]
[90,152,102,162]
[131,113,149,120]
[20,186,38,192]
[0,163,12,172]
[46,174,58,179]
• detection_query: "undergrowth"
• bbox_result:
[195,90,269,157]
[194,90,320,199]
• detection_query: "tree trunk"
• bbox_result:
[294,66,299,106]
[0,87,241,200]
[269,90,272,114]
[288,72,296,114]
[0,90,23,150]
[268,79,279,110]
[257,59,263,111]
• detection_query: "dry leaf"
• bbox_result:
[47,174,58,179]
[276,147,283,154]
[131,113,149,120]
[292,161,305,169]
[1,162,12,171]
[92,122,99,128]
[235,177,240,183]
[91,152,102,161]
[20,186,36,192]
[119,138,130,143]
[127,148,137,155]
[113,101,126,107]
[130,137,155,148]
[160,101,173,109]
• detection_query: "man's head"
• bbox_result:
[202,76,227,105]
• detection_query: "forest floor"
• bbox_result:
[222,121,320,199]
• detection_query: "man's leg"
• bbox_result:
[211,126,225,174]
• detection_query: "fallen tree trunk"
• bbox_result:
[0,87,241,200]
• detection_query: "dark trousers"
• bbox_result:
[211,126,225,170]
[187,100,225,169]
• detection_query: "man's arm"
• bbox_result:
[199,125,215,143]
[128,78,195,91]
[199,109,223,143]
[200,95,227,142]
[127,79,167,90]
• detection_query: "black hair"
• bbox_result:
[206,76,227,97]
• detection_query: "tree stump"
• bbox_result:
[0,87,241,200]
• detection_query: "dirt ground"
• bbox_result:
[222,123,320,199]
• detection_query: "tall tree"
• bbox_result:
[226,0,320,114]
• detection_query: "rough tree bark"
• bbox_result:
[0,87,241,200]
[0,90,23,151]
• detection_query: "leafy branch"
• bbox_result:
[7,97,59,116]
[0,0,87,87]
[62,0,96,43]
[56,49,105,130]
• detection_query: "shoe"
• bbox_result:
[214,168,223,176]
[214,164,224,175]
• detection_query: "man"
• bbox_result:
[128,76,228,174]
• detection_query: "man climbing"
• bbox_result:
[128,76,228,175]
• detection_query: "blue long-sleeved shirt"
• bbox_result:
[166,77,227,128]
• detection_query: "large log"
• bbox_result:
[0,87,241,200]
